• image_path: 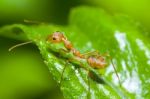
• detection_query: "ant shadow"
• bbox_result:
[48,48,106,85]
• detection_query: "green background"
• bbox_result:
[0,0,150,99]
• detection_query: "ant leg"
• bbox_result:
[59,58,77,86]
[96,51,121,86]
[58,48,70,58]
[59,48,70,53]
[8,41,33,52]
[24,19,45,25]
[108,56,122,87]
[81,50,99,58]
[98,52,121,86]
[74,61,91,98]
[110,58,121,87]
[59,60,69,85]
[87,71,91,98]
[65,58,91,97]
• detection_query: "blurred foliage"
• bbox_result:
[0,0,150,99]
[1,0,150,34]
[0,38,63,99]
[0,0,84,25]
[87,0,150,36]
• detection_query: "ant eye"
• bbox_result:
[53,37,56,40]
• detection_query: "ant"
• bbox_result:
[46,31,121,85]
[47,31,120,72]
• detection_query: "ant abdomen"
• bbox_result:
[87,56,107,69]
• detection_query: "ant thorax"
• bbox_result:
[63,39,73,50]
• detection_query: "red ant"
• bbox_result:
[9,31,121,85]
[47,31,121,85]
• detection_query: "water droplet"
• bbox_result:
[122,71,142,95]
[115,31,127,51]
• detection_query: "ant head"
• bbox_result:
[47,31,65,43]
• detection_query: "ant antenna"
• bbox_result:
[24,19,45,24]
[8,41,32,52]
[110,58,121,87]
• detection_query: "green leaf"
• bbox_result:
[69,6,150,98]
[0,6,150,99]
